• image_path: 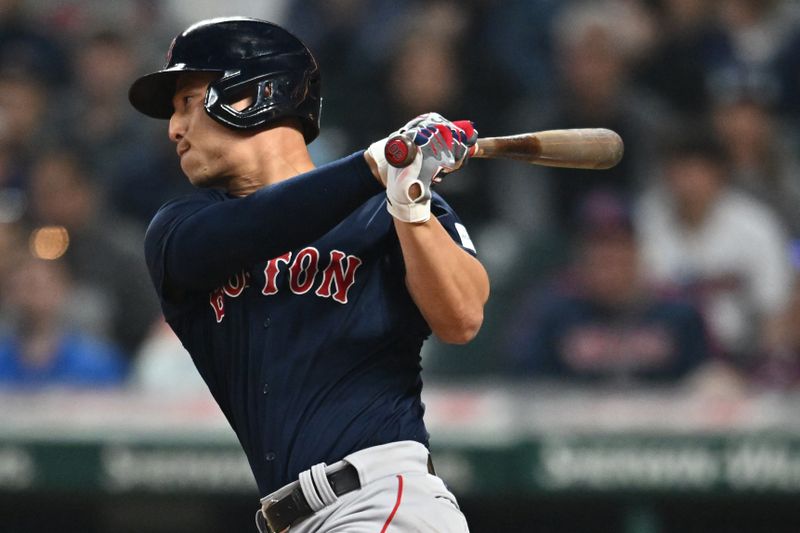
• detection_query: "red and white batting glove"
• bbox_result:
[367,112,477,223]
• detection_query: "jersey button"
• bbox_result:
[262,384,269,395]
[263,317,271,328]
[265,452,277,461]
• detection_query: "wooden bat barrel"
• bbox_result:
[384,128,624,170]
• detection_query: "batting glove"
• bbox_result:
[367,113,477,223]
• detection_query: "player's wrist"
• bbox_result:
[387,199,431,223]
[384,148,432,223]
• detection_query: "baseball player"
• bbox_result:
[128,17,488,533]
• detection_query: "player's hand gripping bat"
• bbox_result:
[384,128,624,170]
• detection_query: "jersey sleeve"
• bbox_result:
[144,151,384,302]
[144,191,216,310]
[430,193,477,257]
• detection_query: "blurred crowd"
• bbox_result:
[0,0,799,393]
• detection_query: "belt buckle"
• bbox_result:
[260,481,299,533]
[262,499,282,533]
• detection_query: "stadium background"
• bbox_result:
[2,0,800,531]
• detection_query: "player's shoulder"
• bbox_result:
[144,188,228,272]
[146,189,227,240]
[150,188,228,220]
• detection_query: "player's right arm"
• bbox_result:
[145,153,383,295]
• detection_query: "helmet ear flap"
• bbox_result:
[204,69,319,138]
[204,74,261,128]
[206,78,263,114]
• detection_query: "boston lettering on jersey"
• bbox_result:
[210,246,363,323]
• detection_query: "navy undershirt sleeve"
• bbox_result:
[149,151,383,292]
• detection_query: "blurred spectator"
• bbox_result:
[0,67,51,225]
[775,24,800,119]
[0,68,52,177]
[22,2,191,227]
[383,21,466,124]
[636,133,793,366]
[34,0,177,68]
[498,0,675,237]
[479,0,560,98]
[334,0,512,139]
[755,264,800,387]
[57,29,158,199]
[710,80,800,237]
[0,0,69,86]
[715,0,800,71]
[701,0,800,128]
[25,150,159,358]
[504,191,714,384]
[285,0,410,138]
[0,255,126,388]
[129,319,208,394]
[635,0,734,116]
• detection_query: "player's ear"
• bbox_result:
[228,85,257,112]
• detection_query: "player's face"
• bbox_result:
[169,73,250,187]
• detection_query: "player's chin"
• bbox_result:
[182,162,222,188]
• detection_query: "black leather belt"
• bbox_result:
[261,455,435,533]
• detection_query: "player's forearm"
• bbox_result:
[163,152,383,290]
[395,217,489,344]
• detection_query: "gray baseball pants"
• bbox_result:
[256,441,469,532]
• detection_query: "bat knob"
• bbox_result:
[385,135,416,168]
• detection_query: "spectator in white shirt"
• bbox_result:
[636,134,794,366]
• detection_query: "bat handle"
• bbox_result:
[384,135,416,168]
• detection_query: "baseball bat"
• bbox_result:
[383,128,624,170]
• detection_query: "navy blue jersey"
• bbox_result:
[506,284,711,382]
[144,152,476,495]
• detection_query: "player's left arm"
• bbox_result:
[366,113,489,343]
[395,215,489,344]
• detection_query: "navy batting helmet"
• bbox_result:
[128,17,321,143]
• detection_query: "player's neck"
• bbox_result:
[226,124,316,197]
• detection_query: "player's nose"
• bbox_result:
[168,113,186,143]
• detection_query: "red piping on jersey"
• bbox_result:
[379,475,404,533]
